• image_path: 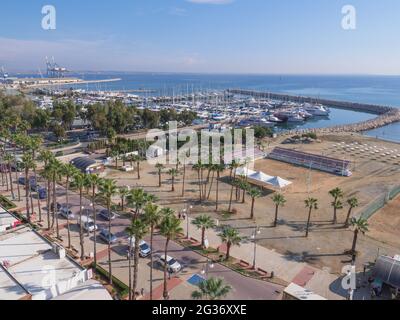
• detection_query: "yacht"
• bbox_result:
[287,114,305,123]
[302,103,330,116]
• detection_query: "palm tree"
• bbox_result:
[168,168,179,192]
[72,172,86,260]
[21,153,34,223]
[331,199,343,225]
[305,198,318,238]
[160,207,175,218]
[228,160,241,213]
[41,168,52,230]
[99,179,118,284]
[192,162,203,201]
[345,197,359,227]
[119,187,130,211]
[143,203,162,301]
[219,226,242,260]
[60,164,77,249]
[272,193,286,227]
[127,188,146,220]
[85,173,103,267]
[133,155,142,180]
[350,217,369,263]
[192,277,231,300]
[47,159,62,237]
[159,214,183,300]
[3,153,15,200]
[214,164,225,211]
[248,188,262,220]
[329,188,344,224]
[28,136,43,222]
[126,217,149,300]
[155,163,165,187]
[192,215,215,248]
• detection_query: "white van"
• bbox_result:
[78,216,98,233]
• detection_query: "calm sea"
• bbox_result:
[17,72,400,142]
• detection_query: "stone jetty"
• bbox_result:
[228,89,400,136]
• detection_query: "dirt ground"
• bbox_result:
[100,132,400,274]
[369,195,400,248]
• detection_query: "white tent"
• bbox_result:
[267,176,292,189]
[235,167,256,177]
[236,167,292,189]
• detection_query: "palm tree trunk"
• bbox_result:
[137,162,141,180]
[15,170,21,201]
[8,162,14,199]
[46,179,51,230]
[53,176,59,238]
[228,172,237,213]
[306,208,312,238]
[5,165,9,191]
[25,168,30,223]
[197,170,202,202]
[207,171,215,200]
[201,228,206,248]
[150,226,154,300]
[133,237,140,300]
[215,172,220,211]
[158,171,162,187]
[171,177,175,192]
[345,208,353,227]
[163,239,170,300]
[1,166,4,186]
[333,207,337,224]
[250,198,255,219]
[128,244,132,300]
[182,163,186,197]
[351,229,359,253]
[274,205,279,227]
[107,199,113,285]
[79,190,85,260]
[226,242,231,260]
[66,177,71,249]
[92,188,97,266]
[33,167,41,222]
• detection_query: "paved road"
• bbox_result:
[38,181,283,300]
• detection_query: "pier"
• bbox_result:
[228,89,400,135]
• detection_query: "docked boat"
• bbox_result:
[302,103,330,116]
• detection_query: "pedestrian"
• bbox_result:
[178,212,182,220]
[182,213,186,220]
[141,288,145,296]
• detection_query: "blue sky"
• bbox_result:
[1,0,400,74]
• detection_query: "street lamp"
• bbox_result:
[201,258,215,279]
[251,226,261,270]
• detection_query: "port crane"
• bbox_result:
[45,56,68,78]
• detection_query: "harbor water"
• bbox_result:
[18,72,400,142]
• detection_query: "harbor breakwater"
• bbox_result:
[228,89,400,135]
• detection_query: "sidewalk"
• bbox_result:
[183,216,344,300]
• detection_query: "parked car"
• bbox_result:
[128,237,151,258]
[38,187,47,200]
[99,209,116,221]
[18,176,36,187]
[155,254,182,273]
[99,229,118,244]
[78,216,98,233]
[59,207,75,220]
[50,202,62,212]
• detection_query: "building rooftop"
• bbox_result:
[0,207,19,232]
[0,225,89,300]
[52,279,112,300]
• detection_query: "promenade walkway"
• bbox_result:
[183,217,344,300]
